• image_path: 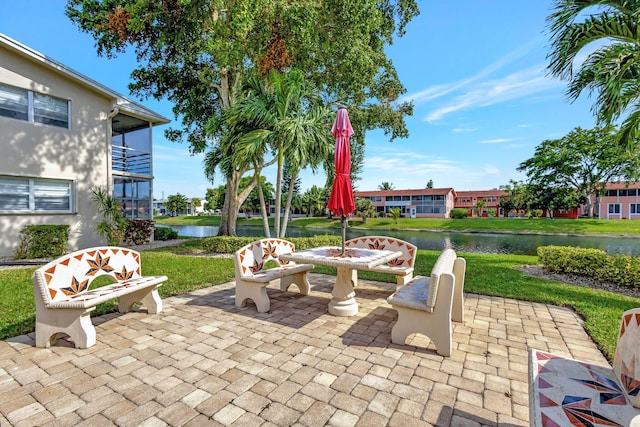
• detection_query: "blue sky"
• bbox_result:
[1,1,599,198]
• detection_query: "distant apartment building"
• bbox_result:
[355,182,640,220]
[592,181,640,219]
[153,198,203,216]
[454,189,506,217]
[354,188,456,218]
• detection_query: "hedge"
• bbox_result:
[14,225,69,259]
[201,235,342,254]
[538,245,640,289]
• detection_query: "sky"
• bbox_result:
[1,1,600,199]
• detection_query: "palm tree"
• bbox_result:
[389,207,402,224]
[547,0,640,148]
[354,198,377,224]
[378,182,395,191]
[303,185,329,217]
[473,200,487,217]
[232,69,333,237]
[91,187,127,245]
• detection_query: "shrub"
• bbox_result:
[527,209,543,218]
[450,208,468,219]
[154,227,178,241]
[538,245,640,289]
[14,225,69,259]
[124,220,154,245]
[201,235,342,253]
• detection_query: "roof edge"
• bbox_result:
[0,32,170,125]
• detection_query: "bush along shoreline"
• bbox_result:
[538,246,640,289]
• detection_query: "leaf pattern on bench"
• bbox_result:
[115,266,134,281]
[60,276,89,296]
[347,237,416,269]
[262,242,277,260]
[36,247,146,303]
[249,260,264,273]
[367,241,385,250]
[86,253,114,276]
[236,239,300,276]
[387,258,404,267]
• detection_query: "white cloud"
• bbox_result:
[478,138,514,144]
[400,36,542,106]
[424,65,563,122]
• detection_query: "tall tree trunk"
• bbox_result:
[218,171,240,236]
[253,164,271,238]
[274,146,284,237]
[217,169,256,236]
[280,170,298,237]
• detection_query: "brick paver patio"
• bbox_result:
[0,273,608,426]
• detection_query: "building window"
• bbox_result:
[0,176,73,212]
[0,83,70,129]
[112,126,152,176]
[114,177,152,219]
[608,203,621,214]
[619,189,638,197]
[606,190,618,197]
[631,204,640,214]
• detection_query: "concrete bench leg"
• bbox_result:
[396,273,413,287]
[390,279,455,357]
[235,280,270,313]
[280,272,311,295]
[118,286,163,314]
[36,307,97,349]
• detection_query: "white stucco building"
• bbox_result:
[0,33,169,257]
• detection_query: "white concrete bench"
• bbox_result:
[32,246,166,349]
[529,308,640,426]
[345,236,417,287]
[234,239,313,313]
[387,248,466,356]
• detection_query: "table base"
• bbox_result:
[328,267,359,317]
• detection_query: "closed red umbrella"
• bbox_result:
[327,107,355,255]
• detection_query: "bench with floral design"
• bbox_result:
[529,308,640,426]
[234,239,313,313]
[345,236,417,287]
[32,246,167,348]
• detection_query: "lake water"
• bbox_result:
[161,225,640,256]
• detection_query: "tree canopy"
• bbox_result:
[546,0,640,148]
[165,193,188,216]
[66,0,419,235]
[517,126,639,217]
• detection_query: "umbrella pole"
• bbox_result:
[341,215,346,255]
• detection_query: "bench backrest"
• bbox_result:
[613,308,640,408]
[426,248,460,309]
[345,236,417,268]
[234,239,295,278]
[33,247,143,304]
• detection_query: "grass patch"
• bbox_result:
[1,246,636,361]
[155,215,640,236]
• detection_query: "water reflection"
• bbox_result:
[160,225,640,256]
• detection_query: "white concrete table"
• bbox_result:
[279,246,402,316]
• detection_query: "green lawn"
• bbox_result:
[155,215,640,236]
[2,243,637,361]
